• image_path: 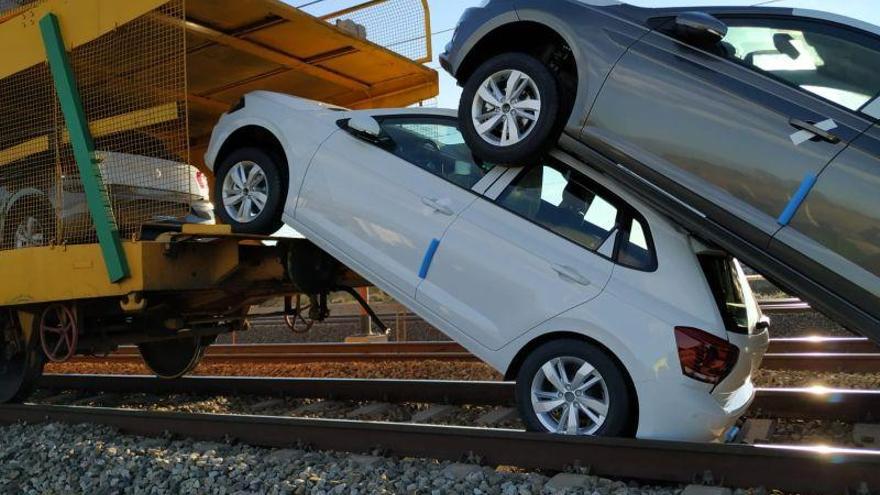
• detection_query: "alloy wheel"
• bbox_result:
[471,69,542,147]
[530,356,610,435]
[14,216,45,249]
[222,160,270,224]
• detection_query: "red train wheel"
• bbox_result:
[39,304,78,363]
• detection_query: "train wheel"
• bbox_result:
[0,311,44,403]
[138,336,208,379]
[39,303,78,363]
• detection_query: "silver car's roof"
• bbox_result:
[578,0,880,37]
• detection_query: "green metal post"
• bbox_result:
[39,13,129,282]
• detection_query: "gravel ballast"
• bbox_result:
[0,421,707,495]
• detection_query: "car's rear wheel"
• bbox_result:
[515,339,632,437]
[460,52,561,166]
[214,147,285,235]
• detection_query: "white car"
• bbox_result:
[205,91,770,441]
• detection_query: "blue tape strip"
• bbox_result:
[777,174,817,226]
[418,238,441,279]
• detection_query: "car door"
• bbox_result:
[771,120,880,320]
[416,157,619,351]
[582,12,876,250]
[296,114,497,298]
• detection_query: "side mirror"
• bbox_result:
[674,12,728,46]
[346,115,382,140]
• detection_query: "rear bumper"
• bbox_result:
[634,329,767,442]
[634,376,755,442]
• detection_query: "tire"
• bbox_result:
[515,339,633,437]
[2,201,55,250]
[214,147,285,235]
[459,52,562,166]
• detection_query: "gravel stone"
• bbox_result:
[0,422,695,495]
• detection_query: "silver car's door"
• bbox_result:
[296,114,495,298]
[584,13,876,250]
[416,156,633,351]
[771,122,880,319]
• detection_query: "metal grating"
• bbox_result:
[0,0,40,17]
[0,0,192,250]
[322,0,432,64]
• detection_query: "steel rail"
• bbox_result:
[768,336,877,354]
[68,341,475,364]
[0,402,876,494]
[761,353,880,373]
[36,375,880,422]
[66,339,880,371]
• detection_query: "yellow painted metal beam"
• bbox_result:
[170,16,370,94]
[0,0,169,80]
[0,136,49,168]
[0,239,240,307]
[0,103,181,168]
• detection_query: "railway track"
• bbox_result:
[36,374,880,423]
[69,337,880,372]
[2,381,878,493]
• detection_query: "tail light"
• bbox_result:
[674,327,739,385]
[195,171,209,190]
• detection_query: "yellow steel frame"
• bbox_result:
[0,0,168,80]
[319,0,433,64]
[0,0,438,305]
[0,225,241,307]
[0,103,180,169]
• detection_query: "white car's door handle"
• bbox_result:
[421,197,455,216]
[551,264,592,287]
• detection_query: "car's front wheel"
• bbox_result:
[214,147,285,235]
[459,52,561,165]
[515,339,633,437]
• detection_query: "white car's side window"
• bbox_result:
[494,160,657,270]
[375,116,495,190]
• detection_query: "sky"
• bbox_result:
[290,0,878,109]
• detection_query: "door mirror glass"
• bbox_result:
[674,12,728,46]
[347,115,382,139]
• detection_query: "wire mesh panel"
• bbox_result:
[0,0,41,17]
[0,0,191,250]
[322,0,431,63]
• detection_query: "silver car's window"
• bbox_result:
[721,18,880,113]
[377,116,494,190]
[496,161,620,252]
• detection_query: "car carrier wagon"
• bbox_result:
[0,0,438,402]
